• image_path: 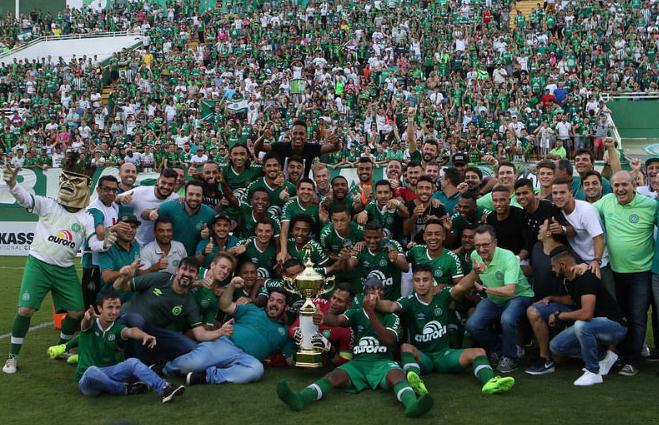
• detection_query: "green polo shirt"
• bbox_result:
[159,200,216,256]
[594,193,657,273]
[470,247,534,304]
[476,192,522,210]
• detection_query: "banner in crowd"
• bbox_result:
[0,166,383,256]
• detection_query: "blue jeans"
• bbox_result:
[465,296,533,359]
[614,271,651,365]
[550,318,628,373]
[78,357,166,396]
[163,337,264,384]
[119,312,198,365]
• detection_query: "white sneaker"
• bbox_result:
[598,351,618,376]
[2,356,17,374]
[574,368,603,386]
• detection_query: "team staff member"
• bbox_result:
[99,214,143,301]
[465,225,534,374]
[140,217,188,275]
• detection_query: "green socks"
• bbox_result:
[58,316,79,344]
[300,377,332,405]
[277,378,334,412]
[393,381,417,409]
[9,315,31,356]
[401,352,421,375]
[65,336,79,351]
[473,356,495,384]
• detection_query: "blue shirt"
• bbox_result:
[431,190,461,216]
[572,176,612,201]
[159,200,216,256]
[230,304,294,361]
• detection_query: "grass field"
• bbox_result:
[1,256,658,425]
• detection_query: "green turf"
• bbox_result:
[1,256,658,425]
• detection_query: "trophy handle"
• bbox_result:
[282,276,302,297]
[317,275,336,297]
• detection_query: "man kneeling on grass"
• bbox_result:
[277,277,433,418]
[76,292,185,403]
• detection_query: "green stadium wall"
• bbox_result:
[608,99,659,139]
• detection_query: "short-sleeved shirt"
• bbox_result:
[594,194,657,273]
[98,242,141,287]
[281,197,320,225]
[246,177,297,208]
[158,200,216,256]
[139,240,188,275]
[222,165,263,191]
[561,200,609,266]
[270,141,323,177]
[355,241,405,300]
[406,245,464,286]
[319,222,364,255]
[470,247,534,304]
[565,271,624,323]
[396,289,453,352]
[341,308,401,361]
[237,237,278,279]
[122,186,179,246]
[477,192,522,211]
[229,303,295,361]
[287,239,329,266]
[76,319,127,380]
[123,272,202,330]
[431,190,461,216]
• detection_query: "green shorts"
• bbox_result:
[418,348,465,374]
[337,358,402,393]
[18,256,84,313]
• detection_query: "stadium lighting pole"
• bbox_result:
[15,0,20,19]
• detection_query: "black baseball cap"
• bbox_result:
[452,153,467,165]
[211,212,232,225]
[363,276,383,290]
[118,214,140,225]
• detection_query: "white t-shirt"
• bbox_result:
[120,186,179,246]
[140,240,188,275]
[87,198,119,266]
[562,200,609,266]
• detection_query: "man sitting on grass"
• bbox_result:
[277,277,433,418]
[75,292,185,403]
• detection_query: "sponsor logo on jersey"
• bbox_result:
[107,334,115,342]
[171,305,183,316]
[153,288,163,296]
[367,270,393,286]
[414,320,446,343]
[48,230,76,248]
[354,336,388,354]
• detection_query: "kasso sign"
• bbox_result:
[0,166,382,256]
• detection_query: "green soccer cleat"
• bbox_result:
[47,344,67,360]
[66,354,79,365]
[404,393,434,418]
[406,371,429,396]
[276,380,305,412]
[482,376,515,394]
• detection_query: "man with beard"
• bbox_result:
[320,176,355,224]
[2,154,116,374]
[246,153,297,209]
[385,160,403,191]
[254,119,341,177]
[356,180,409,242]
[195,213,241,270]
[116,168,179,247]
[485,186,529,258]
[350,157,375,212]
[581,171,605,203]
[404,176,448,244]
[345,220,408,300]
[448,191,488,247]
[140,217,188,275]
[286,155,305,186]
[406,108,439,168]
[477,162,522,210]
[289,282,355,366]
[117,162,137,215]
[571,139,620,201]
[166,276,296,385]
[153,180,216,256]
[396,161,423,202]
[199,161,235,210]
[113,257,231,366]
[280,215,330,268]
[279,179,321,264]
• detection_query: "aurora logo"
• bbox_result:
[47,230,76,248]
[414,321,446,343]
[354,336,387,354]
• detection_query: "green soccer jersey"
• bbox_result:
[124,272,203,330]
[238,237,277,279]
[355,240,405,301]
[396,288,453,352]
[246,177,297,208]
[76,320,127,380]
[287,239,329,266]
[406,245,463,286]
[232,201,281,238]
[363,201,404,241]
[342,308,401,361]
[222,165,263,191]
[470,247,534,304]
[190,286,218,327]
[281,198,320,224]
[319,221,364,255]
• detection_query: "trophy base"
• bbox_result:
[295,350,323,368]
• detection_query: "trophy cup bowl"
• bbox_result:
[284,245,335,367]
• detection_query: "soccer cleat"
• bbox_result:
[47,344,67,360]
[2,356,17,374]
[276,380,305,412]
[525,358,555,375]
[482,376,515,394]
[406,371,429,396]
[598,351,618,376]
[185,371,207,386]
[126,381,150,395]
[404,393,433,418]
[496,356,518,374]
[161,384,185,404]
[67,354,79,365]
[574,368,603,386]
[618,364,639,376]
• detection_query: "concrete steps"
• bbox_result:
[509,1,537,29]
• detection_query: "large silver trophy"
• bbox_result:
[283,244,335,367]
